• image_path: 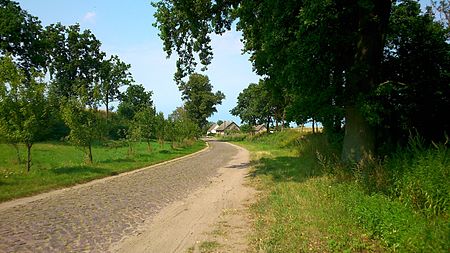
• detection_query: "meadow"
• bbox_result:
[0,141,205,202]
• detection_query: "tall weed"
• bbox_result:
[388,141,449,217]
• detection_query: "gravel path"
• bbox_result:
[0,140,237,253]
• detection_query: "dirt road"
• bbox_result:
[0,140,254,253]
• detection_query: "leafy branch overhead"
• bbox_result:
[151,0,237,84]
[153,0,450,162]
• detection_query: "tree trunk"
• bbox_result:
[281,110,286,131]
[88,143,93,163]
[342,106,375,162]
[312,118,315,134]
[341,0,391,162]
[266,115,270,133]
[105,98,109,120]
[26,143,32,172]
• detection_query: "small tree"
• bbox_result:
[168,107,200,147]
[133,106,156,151]
[62,100,101,163]
[0,56,47,171]
[154,112,167,148]
[99,55,132,120]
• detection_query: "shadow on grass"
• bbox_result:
[251,155,323,183]
[98,158,135,163]
[0,180,13,186]
[52,166,108,175]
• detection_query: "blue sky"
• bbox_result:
[16,0,259,123]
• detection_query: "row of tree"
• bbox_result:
[0,1,223,171]
[153,0,450,161]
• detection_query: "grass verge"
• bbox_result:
[0,140,205,202]
[230,130,448,252]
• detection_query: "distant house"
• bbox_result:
[207,123,219,135]
[253,124,267,134]
[216,121,240,135]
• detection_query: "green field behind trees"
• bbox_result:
[0,140,205,202]
[224,131,449,252]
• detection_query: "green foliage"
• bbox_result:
[0,0,46,71]
[154,112,167,147]
[45,23,104,104]
[230,80,272,126]
[132,106,156,146]
[117,84,153,120]
[334,184,449,252]
[0,55,47,171]
[167,107,200,147]
[151,0,235,83]
[99,55,133,117]
[239,123,253,133]
[62,100,103,163]
[180,73,225,129]
[153,0,450,162]
[375,0,450,143]
[389,140,449,217]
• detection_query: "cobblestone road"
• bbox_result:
[0,140,237,253]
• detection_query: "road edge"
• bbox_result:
[0,141,210,211]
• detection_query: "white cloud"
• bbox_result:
[82,11,96,24]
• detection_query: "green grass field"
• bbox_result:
[0,141,205,202]
[231,131,449,252]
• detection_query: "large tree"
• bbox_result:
[0,0,46,73]
[376,0,450,145]
[153,0,392,161]
[99,55,133,119]
[44,23,104,105]
[180,73,225,130]
[117,84,154,120]
[230,80,272,130]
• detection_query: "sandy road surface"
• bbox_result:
[112,142,254,253]
[0,140,252,253]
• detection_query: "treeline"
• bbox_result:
[0,1,201,171]
[232,0,449,150]
[153,0,450,161]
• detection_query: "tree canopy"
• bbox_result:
[1,0,195,169]
[153,0,450,161]
[230,80,272,127]
[180,73,225,130]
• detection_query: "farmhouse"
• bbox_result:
[216,121,240,135]
[253,124,267,134]
[206,123,219,134]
